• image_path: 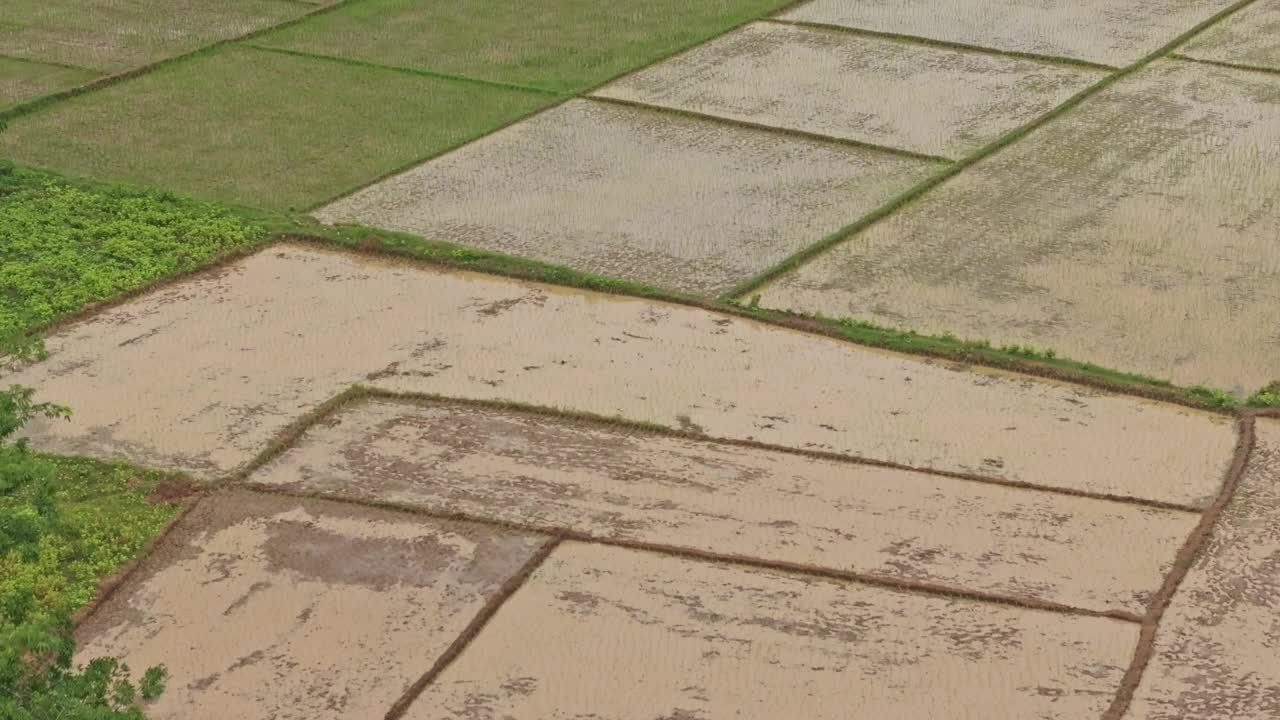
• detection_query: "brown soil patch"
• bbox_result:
[145,476,205,505]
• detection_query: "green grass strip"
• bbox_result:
[240,44,566,96]
[1168,52,1280,77]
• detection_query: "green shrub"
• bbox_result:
[1247,381,1280,408]
[0,375,172,718]
[0,161,267,339]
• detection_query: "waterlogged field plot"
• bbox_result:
[0,46,550,211]
[1178,0,1280,70]
[7,246,1235,507]
[402,542,1138,719]
[778,0,1239,67]
[248,398,1198,615]
[7,0,1280,716]
[594,21,1104,158]
[0,56,95,110]
[1128,419,1280,720]
[757,59,1280,395]
[252,0,794,93]
[74,490,550,720]
[314,99,942,294]
[0,0,312,72]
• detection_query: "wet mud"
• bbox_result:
[72,489,548,720]
[1127,419,1280,719]
[249,397,1199,615]
[4,245,1236,507]
[401,542,1138,719]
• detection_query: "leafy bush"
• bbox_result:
[1,378,177,719]
[1247,381,1280,408]
[0,160,267,340]
[0,158,228,717]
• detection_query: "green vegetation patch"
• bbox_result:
[0,46,554,211]
[0,162,268,341]
[253,0,794,93]
[0,0,306,72]
[1248,381,1280,408]
[2,382,194,717]
[0,450,191,630]
[0,57,96,112]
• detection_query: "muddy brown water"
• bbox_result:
[1127,418,1280,719]
[249,397,1198,615]
[4,245,1235,506]
[73,490,548,720]
[400,541,1138,720]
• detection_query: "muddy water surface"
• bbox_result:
[250,397,1198,615]
[1128,418,1280,720]
[402,541,1138,720]
[73,490,548,720]
[4,246,1235,506]
[1179,0,1280,70]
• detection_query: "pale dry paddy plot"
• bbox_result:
[777,0,1239,66]
[1178,0,1280,70]
[73,490,550,720]
[312,99,942,295]
[248,397,1198,615]
[594,21,1104,158]
[3,245,1236,507]
[400,542,1138,720]
[1128,418,1280,720]
[757,59,1280,395]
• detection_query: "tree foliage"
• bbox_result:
[1,363,168,719]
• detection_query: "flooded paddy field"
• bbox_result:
[4,0,1279,717]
